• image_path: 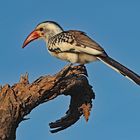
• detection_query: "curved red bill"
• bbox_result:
[22,30,40,48]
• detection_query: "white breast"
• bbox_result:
[48,50,97,64]
[48,50,78,63]
[47,42,99,64]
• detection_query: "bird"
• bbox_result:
[22,21,140,86]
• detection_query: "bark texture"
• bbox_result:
[0,65,95,140]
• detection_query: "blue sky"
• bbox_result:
[1,0,140,140]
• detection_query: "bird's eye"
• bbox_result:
[39,28,44,31]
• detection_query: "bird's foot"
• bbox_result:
[71,64,88,77]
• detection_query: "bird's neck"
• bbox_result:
[44,27,63,43]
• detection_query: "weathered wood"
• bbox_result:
[0,65,95,140]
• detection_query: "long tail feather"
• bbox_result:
[97,56,140,86]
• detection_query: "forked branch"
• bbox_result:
[0,65,95,140]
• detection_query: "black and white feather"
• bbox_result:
[35,21,140,86]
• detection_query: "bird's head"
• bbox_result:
[22,21,63,48]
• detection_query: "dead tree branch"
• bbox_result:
[0,65,95,140]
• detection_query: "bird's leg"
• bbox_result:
[73,64,88,77]
[78,64,85,67]
[53,63,73,82]
[58,63,73,76]
[65,63,73,69]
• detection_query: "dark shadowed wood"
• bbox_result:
[0,65,95,140]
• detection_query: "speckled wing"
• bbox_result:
[68,30,105,55]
